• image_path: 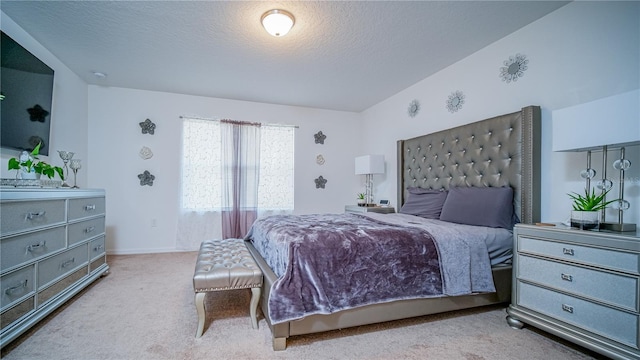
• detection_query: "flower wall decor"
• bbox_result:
[446,91,465,113]
[139,146,153,160]
[139,118,156,135]
[407,99,420,118]
[316,154,325,165]
[314,176,327,189]
[314,131,326,144]
[500,53,528,83]
[138,170,155,186]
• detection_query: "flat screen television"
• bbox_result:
[1,30,55,156]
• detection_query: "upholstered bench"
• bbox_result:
[193,239,263,338]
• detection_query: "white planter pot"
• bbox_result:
[20,170,41,180]
[570,210,600,230]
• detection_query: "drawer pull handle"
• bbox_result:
[26,241,47,253]
[25,211,46,220]
[84,204,96,211]
[562,304,574,314]
[85,226,96,233]
[4,280,28,295]
[562,248,574,256]
[60,258,76,268]
[561,273,573,282]
[94,244,104,252]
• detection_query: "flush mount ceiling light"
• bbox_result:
[261,9,295,37]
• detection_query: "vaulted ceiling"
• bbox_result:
[1,1,569,112]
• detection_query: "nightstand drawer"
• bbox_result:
[518,255,638,311]
[518,236,639,274]
[519,282,639,349]
[0,199,66,236]
[68,197,105,221]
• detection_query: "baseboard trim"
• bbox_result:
[106,248,194,255]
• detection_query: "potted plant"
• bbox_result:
[357,193,366,206]
[568,188,616,230]
[8,143,64,180]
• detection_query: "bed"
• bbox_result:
[245,105,541,350]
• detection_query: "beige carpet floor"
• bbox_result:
[2,252,605,360]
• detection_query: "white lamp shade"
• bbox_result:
[552,89,640,151]
[355,155,385,175]
[261,10,295,37]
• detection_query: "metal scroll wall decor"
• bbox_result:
[500,53,528,83]
[446,91,465,113]
[407,99,420,118]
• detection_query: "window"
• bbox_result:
[181,118,295,212]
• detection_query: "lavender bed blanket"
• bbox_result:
[246,213,495,324]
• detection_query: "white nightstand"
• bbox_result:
[345,205,395,214]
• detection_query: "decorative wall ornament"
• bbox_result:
[314,131,326,144]
[27,104,49,122]
[316,154,325,165]
[314,176,327,189]
[138,170,155,186]
[139,118,156,134]
[500,53,528,83]
[407,99,420,118]
[446,91,465,113]
[139,146,154,160]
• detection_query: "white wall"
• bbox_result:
[0,11,89,184]
[361,1,640,225]
[88,86,361,254]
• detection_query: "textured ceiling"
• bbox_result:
[1,1,569,112]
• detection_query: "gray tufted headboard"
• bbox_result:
[397,106,541,224]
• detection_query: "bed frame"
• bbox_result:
[245,105,541,350]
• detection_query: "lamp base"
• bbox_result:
[600,222,636,232]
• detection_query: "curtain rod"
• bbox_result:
[179,115,299,129]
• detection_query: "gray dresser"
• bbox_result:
[507,223,640,360]
[0,188,109,348]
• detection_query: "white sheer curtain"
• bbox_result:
[177,117,295,250]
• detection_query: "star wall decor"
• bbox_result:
[314,131,326,144]
[314,176,327,189]
[138,170,155,186]
[139,118,156,135]
[27,104,49,122]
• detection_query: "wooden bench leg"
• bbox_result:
[250,287,260,329]
[195,292,206,337]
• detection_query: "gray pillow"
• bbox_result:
[399,188,448,219]
[439,186,514,229]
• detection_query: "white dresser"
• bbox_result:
[0,188,109,348]
[507,224,640,360]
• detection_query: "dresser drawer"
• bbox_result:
[518,281,639,348]
[1,265,35,312]
[0,297,35,332]
[518,255,638,311]
[68,197,105,221]
[518,236,639,274]
[0,227,66,272]
[0,199,66,236]
[37,244,89,288]
[68,218,105,246]
[89,236,106,260]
